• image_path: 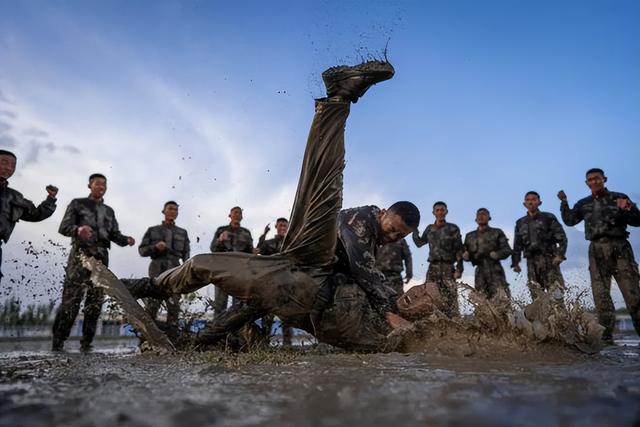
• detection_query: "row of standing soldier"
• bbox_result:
[0,148,639,349]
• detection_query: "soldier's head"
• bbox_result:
[0,150,17,181]
[432,201,448,221]
[275,217,289,237]
[585,168,606,194]
[163,201,179,222]
[229,206,243,227]
[523,191,541,213]
[378,201,420,244]
[88,173,107,200]
[475,208,491,227]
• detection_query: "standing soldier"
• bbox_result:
[0,150,58,283]
[558,168,640,344]
[463,208,512,299]
[376,239,413,298]
[52,173,135,352]
[512,191,567,300]
[257,217,293,345]
[138,201,190,339]
[210,206,253,317]
[412,201,463,316]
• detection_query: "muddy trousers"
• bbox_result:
[588,238,640,340]
[212,288,238,318]
[52,252,108,347]
[426,262,459,316]
[152,100,353,343]
[526,254,565,300]
[474,260,511,300]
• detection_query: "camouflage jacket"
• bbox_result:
[335,205,395,313]
[412,222,464,274]
[376,238,413,277]
[139,222,190,267]
[560,189,640,241]
[58,197,130,251]
[210,225,253,253]
[464,226,512,266]
[258,235,284,256]
[512,211,567,265]
[0,183,56,243]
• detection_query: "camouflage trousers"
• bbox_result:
[526,254,565,300]
[588,238,640,340]
[144,294,181,341]
[52,249,108,347]
[142,100,391,351]
[474,260,511,300]
[426,262,459,317]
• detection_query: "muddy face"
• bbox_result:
[396,282,443,320]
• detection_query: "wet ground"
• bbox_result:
[1,337,639,427]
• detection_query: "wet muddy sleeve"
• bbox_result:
[624,202,640,227]
[495,230,512,260]
[183,232,191,261]
[412,228,427,248]
[511,223,522,266]
[138,228,155,257]
[243,231,254,254]
[454,227,464,275]
[18,196,56,222]
[550,215,568,258]
[58,200,79,237]
[402,240,413,278]
[340,224,394,313]
[210,228,223,252]
[108,214,130,247]
[560,200,583,226]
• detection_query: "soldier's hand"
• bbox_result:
[252,247,260,255]
[462,251,470,261]
[551,255,564,266]
[127,236,135,246]
[155,241,167,252]
[46,185,58,198]
[512,264,521,273]
[489,251,499,260]
[77,225,93,240]
[557,190,567,201]
[219,231,229,242]
[453,271,461,280]
[263,223,271,234]
[617,197,634,211]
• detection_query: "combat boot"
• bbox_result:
[322,60,395,103]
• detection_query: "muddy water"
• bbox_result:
[1,339,639,427]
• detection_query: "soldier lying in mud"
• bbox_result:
[117,60,426,352]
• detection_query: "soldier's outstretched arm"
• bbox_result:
[402,240,413,281]
[558,191,583,226]
[18,194,57,223]
[411,228,428,248]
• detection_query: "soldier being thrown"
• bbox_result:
[139,201,190,339]
[52,173,135,352]
[558,168,640,344]
[120,60,423,352]
[412,201,463,316]
[0,149,58,284]
[210,206,253,317]
[463,208,512,299]
[512,191,567,300]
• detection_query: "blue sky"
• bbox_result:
[1,0,639,306]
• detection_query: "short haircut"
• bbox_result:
[0,149,16,159]
[276,217,288,224]
[586,168,605,177]
[432,201,447,209]
[89,173,107,182]
[230,206,242,212]
[164,200,179,209]
[525,191,540,200]
[476,207,490,215]
[388,201,420,229]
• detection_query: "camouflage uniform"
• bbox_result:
[52,197,130,348]
[139,221,190,337]
[512,211,567,299]
[376,239,412,297]
[210,225,253,316]
[561,189,640,340]
[127,100,397,352]
[464,227,512,299]
[412,223,463,316]
[0,182,57,283]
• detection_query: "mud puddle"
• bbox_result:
[1,338,639,427]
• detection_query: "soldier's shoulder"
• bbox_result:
[175,225,189,235]
[446,223,461,232]
[4,187,24,199]
[465,229,477,238]
[609,191,629,200]
[540,211,559,221]
[575,195,593,206]
[239,226,252,235]
[214,225,228,233]
[515,215,528,225]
